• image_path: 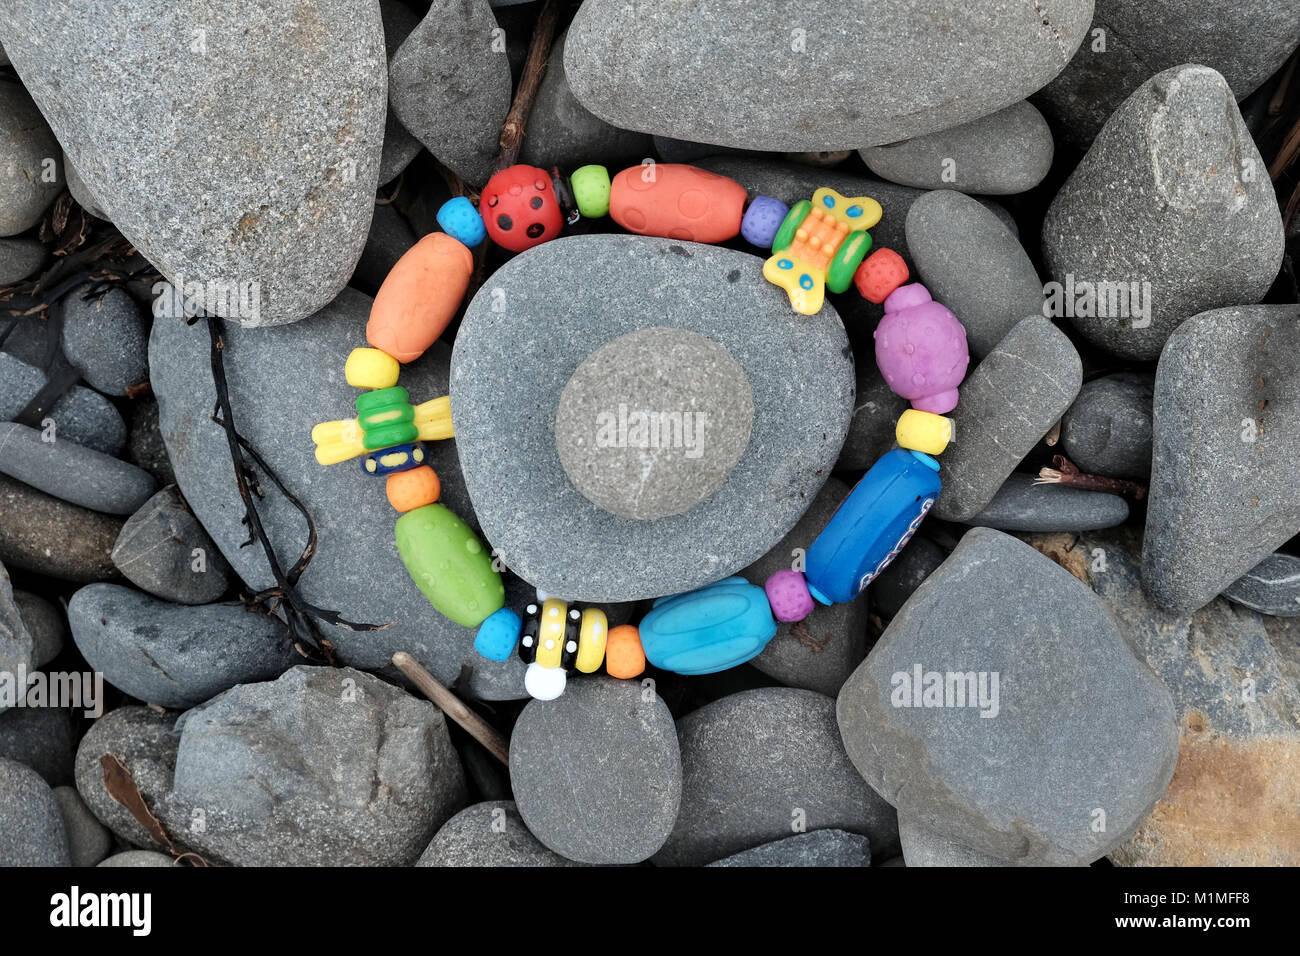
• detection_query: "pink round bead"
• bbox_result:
[764,569,815,623]
[874,282,970,415]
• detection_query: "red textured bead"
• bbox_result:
[481,165,564,252]
[854,247,909,304]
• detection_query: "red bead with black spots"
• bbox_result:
[481,164,564,252]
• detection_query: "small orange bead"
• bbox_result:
[386,465,440,512]
[604,625,645,679]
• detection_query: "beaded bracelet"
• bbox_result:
[309,160,971,699]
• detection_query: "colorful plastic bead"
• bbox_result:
[368,232,473,364]
[854,247,909,304]
[524,662,567,700]
[609,163,746,244]
[604,624,646,679]
[355,386,417,450]
[362,442,426,477]
[764,569,815,623]
[481,164,564,252]
[805,448,941,605]
[394,503,504,628]
[530,598,572,669]
[436,196,487,248]
[570,164,612,219]
[896,409,953,456]
[874,283,969,415]
[763,187,882,315]
[740,195,789,248]
[826,229,873,294]
[385,464,440,511]
[639,577,777,675]
[475,607,523,662]
[574,606,608,673]
[344,347,400,389]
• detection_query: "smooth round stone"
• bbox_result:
[1060,372,1154,479]
[962,472,1129,533]
[68,583,298,709]
[899,814,1009,867]
[377,0,422,187]
[13,589,66,668]
[60,286,149,395]
[0,421,157,515]
[112,485,233,604]
[905,188,1043,359]
[0,475,123,582]
[63,152,106,219]
[125,400,176,486]
[861,101,1053,195]
[1224,552,1300,618]
[4,0,387,326]
[74,706,179,848]
[0,757,69,865]
[564,0,1090,151]
[452,234,853,601]
[54,785,112,867]
[741,478,869,696]
[98,851,175,867]
[509,676,681,865]
[0,706,75,785]
[0,557,31,681]
[0,80,61,236]
[417,800,582,867]
[555,327,754,520]
[1042,66,1284,361]
[0,352,127,456]
[869,535,946,620]
[653,687,899,866]
[0,237,47,284]
[707,829,873,867]
[521,28,652,171]
[837,528,1179,865]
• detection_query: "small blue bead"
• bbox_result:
[474,607,522,662]
[436,197,487,248]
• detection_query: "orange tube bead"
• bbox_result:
[367,232,473,364]
[609,163,746,244]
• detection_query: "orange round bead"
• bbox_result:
[386,465,440,513]
[604,624,646,679]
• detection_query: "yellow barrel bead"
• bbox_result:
[345,347,401,389]
[535,598,568,669]
[574,607,608,673]
[896,408,954,456]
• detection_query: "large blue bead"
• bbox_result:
[639,577,777,675]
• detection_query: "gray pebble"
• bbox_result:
[0,80,61,236]
[0,556,31,696]
[837,527,1179,865]
[1042,65,1283,361]
[0,756,69,865]
[555,327,754,520]
[1144,305,1300,612]
[707,829,873,867]
[861,101,1053,195]
[838,355,908,471]
[388,0,511,187]
[74,705,179,849]
[962,472,1129,532]
[0,421,157,514]
[1060,372,1154,479]
[0,706,76,785]
[0,475,123,581]
[564,0,1090,150]
[350,201,416,292]
[54,785,112,867]
[0,237,47,284]
[98,850,175,867]
[0,351,127,456]
[417,800,582,867]
[933,317,1082,522]
[452,234,853,601]
[378,0,423,187]
[60,287,150,395]
[3,0,387,326]
[741,478,869,696]
[905,189,1044,358]
[68,583,298,709]
[522,28,653,171]
[899,813,1011,867]
[1224,552,1300,618]
[13,589,65,667]
[63,152,106,219]
[654,687,899,866]
[111,485,233,605]
[510,676,681,865]
[869,536,947,620]
[124,399,175,487]
[653,137,754,164]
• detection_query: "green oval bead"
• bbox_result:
[570,164,612,218]
[395,503,504,628]
[770,199,811,254]
[826,229,872,294]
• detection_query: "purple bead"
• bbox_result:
[874,282,969,415]
[741,195,790,249]
[764,569,815,623]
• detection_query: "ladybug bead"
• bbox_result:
[481,164,564,252]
